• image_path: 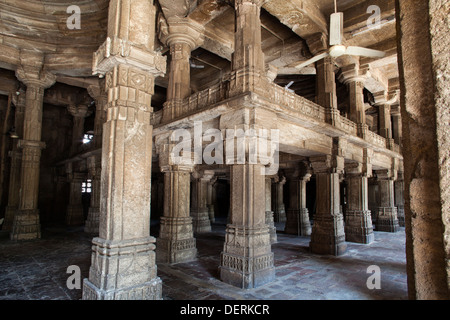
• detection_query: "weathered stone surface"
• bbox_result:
[396,0,450,299]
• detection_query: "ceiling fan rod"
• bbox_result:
[334,0,337,13]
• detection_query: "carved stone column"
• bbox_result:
[394,171,405,228]
[306,33,339,124]
[11,50,56,241]
[273,174,286,222]
[375,169,400,233]
[219,163,275,289]
[373,91,397,149]
[344,156,374,244]
[3,89,25,231]
[229,0,266,96]
[392,111,402,147]
[84,155,101,234]
[67,104,92,155]
[265,176,277,243]
[309,155,347,256]
[190,170,213,233]
[339,63,369,138]
[156,144,197,264]
[285,163,312,236]
[87,81,107,149]
[159,17,204,122]
[82,0,166,300]
[65,165,85,226]
[207,177,217,224]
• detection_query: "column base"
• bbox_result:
[265,211,277,244]
[219,224,275,289]
[10,209,41,241]
[156,217,197,264]
[285,209,312,236]
[191,208,211,233]
[345,210,374,244]
[309,214,347,256]
[66,205,85,226]
[376,207,400,232]
[83,276,162,300]
[84,207,99,234]
[2,206,17,232]
[82,236,162,300]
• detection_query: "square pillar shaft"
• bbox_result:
[83,0,166,300]
[156,164,197,264]
[345,174,374,244]
[310,156,346,256]
[220,164,275,289]
[285,177,311,236]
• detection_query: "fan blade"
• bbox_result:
[294,52,330,69]
[329,12,344,46]
[345,46,386,58]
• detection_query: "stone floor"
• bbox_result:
[0,219,408,300]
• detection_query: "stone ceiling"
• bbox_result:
[0,0,399,102]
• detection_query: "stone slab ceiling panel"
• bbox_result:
[0,0,109,76]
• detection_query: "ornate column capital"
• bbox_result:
[338,63,368,85]
[372,90,399,106]
[235,0,267,7]
[159,16,205,50]
[92,36,167,78]
[375,169,397,181]
[310,155,344,174]
[15,50,55,89]
[192,169,215,182]
[67,104,93,118]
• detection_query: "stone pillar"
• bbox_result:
[309,155,347,256]
[373,91,396,148]
[84,84,106,234]
[67,104,92,155]
[156,144,197,264]
[392,112,402,147]
[159,17,204,122]
[190,170,213,233]
[84,155,101,234]
[285,163,312,236]
[394,171,405,228]
[87,82,107,149]
[273,174,286,222]
[306,33,338,115]
[396,0,450,299]
[207,177,217,224]
[10,51,56,241]
[219,163,275,289]
[229,0,266,96]
[339,63,369,137]
[3,89,25,231]
[65,163,85,226]
[265,176,277,243]
[344,160,374,244]
[82,0,166,300]
[375,169,399,233]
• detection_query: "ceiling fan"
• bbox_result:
[294,0,386,70]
